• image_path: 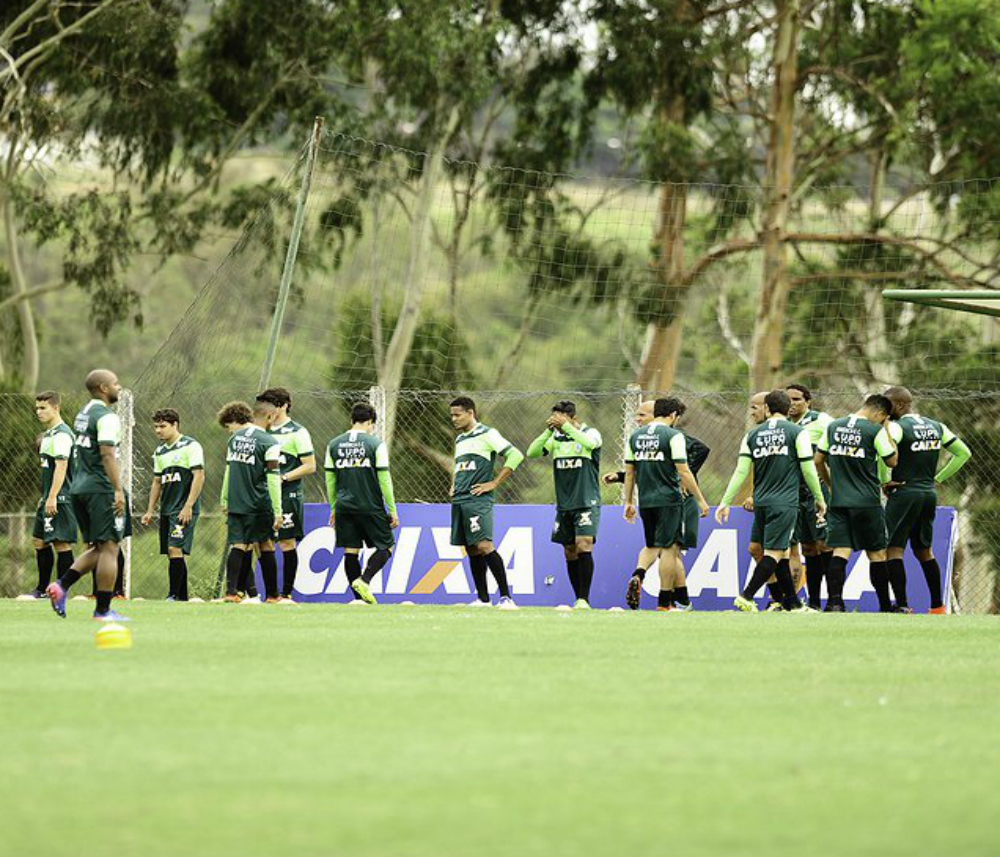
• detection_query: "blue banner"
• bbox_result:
[280,503,956,611]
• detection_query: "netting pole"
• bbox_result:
[259,116,325,391]
[368,385,387,438]
[118,388,135,599]
[620,384,642,503]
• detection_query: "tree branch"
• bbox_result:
[0,280,68,312]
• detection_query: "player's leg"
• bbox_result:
[628,508,661,610]
[856,506,892,612]
[802,542,824,610]
[350,514,395,605]
[92,539,122,619]
[669,545,692,610]
[574,535,595,608]
[552,510,580,600]
[278,493,304,598]
[884,493,914,612]
[909,493,940,612]
[452,505,489,604]
[469,500,512,607]
[257,535,280,601]
[32,535,54,597]
[915,547,944,613]
[167,547,187,601]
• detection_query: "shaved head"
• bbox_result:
[85,368,121,404]
[884,385,913,419]
[749,391,768,425]
[636,399,655,426]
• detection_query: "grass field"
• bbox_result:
[3,601,1000,857]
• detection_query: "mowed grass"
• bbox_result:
[2,601,1000,857]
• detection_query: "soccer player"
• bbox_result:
[526,400,603,609]
[814,394,898,612]
[45,369,127,621]
[218,399,283,603]
[623,397,709,612]
[786,383,834,610]
[716,390,827,612]
[325,402,398,605]
[24,392,77,599]
[257,388,315,602]
[883,386,972,614]
[140,409,205,601]
[449,397,524,609]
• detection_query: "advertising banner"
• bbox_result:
[281,504,956,612]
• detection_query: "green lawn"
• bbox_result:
[3,601,999,857]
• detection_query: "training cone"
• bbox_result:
[95,623,132,650]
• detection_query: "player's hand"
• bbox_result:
[178,506,193,526]
[389,513,399,529]
[882,480,905,495]
[471,480,497,496]
[715,505,730,524]
[698,499,710,518]
[448,484,455,498]
[624,503,637,523]
[45,497,58,517]
[113,489,125,514]
[815,501,827,525]
[548,412,568,429]
[742,497,754,512]
[602,473,620,485]
[141,511,153,526]
[328,511,335,527]
[273,514,283,533]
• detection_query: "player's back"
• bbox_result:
[71,400,118,494]
[226,426,276,514]
[628,422,685,507]
[745,418,802,507]
[824,415,886,508]
[891,415,948,492]
[327,430,385,513]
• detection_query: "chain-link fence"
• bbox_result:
[3,388,997,611]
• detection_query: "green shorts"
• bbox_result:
[335,510,394,550]
[639,505,683,549]
[72,492,123,544]
[227,510,275,546]
[278,491,305,542]
[551,506,601,545]
[750,505,798,551]
[682,494,700,550]
[159,513,199,555]
[120,496,133,538]
[885,489,936,551]
[793,485,830,545]
[826,506,888,552]
[451,499,493,547]
[32,500,78,544]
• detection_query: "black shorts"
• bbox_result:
[335,511,394,550]
[885,490,936,551]
[682,494,700,550]
[278,492,305,541]
[640,505,683,549]
[227,511,275,545]
[793,484,830,545]
[827,507,888,552]
[72,492,122,544]
[159,513,198,555]
[750,505,798,551]
[32,500,78,544]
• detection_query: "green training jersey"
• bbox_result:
[325,430,390,515]
[740,418,812,507]
[153,435,204,515]
[224,426,280,514]
[793,409,832,501]
[541,424,603,511]
[818,414,895,508]
[270,418,314,498]
[39,422,75,501]
[887,414,958,492]
[452,424,514,504]
[626,422,687,508]
[71,399,120,495]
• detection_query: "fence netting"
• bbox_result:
[2,389,996,611]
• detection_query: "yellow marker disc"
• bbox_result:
[95,623,132,650]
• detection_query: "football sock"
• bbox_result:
[35,547,54,592]
[115,549,125,595]
[743,556,778,600]
[58,568,83,591]
[805,553,824,607]
[887,558,908,609]
[633,567,647,582]
[259,551,279,599]
[766,582,784,603]
[920,558,943,609]
[344,553,362,598]
[576,553,594,602]
[775,559,798,609]
[362,548,391,584]
[674,585,690,606]
[238,550,256,597]
[869,560,892,612]
[168,557,187,600]
[826,555,848,605]
[95,591,113,614]
[57,550,74,577]
[469,554,489,602]
[226,548,246,595]
[281,549,299,597]
[657,589,673,609]
[566,558,581,599]
[485,551,511,599]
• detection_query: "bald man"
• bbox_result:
[46,369,128,621]
[883,386,972,613]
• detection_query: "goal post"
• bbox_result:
[882,289,1000,318]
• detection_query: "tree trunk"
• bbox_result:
[2,189,40,392]
[751,0,800,392]
[378,106,461,449]
[636,108,688,394]
[861,146,896,383]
